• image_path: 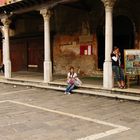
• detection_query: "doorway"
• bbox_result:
[0,32,2,64]
[97,15,134,69]
[113,15,134,66]
[97,25,105,70]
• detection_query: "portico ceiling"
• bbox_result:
[0,0,78,15]
[0,0,139,20]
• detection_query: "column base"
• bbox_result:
[44,61,52,83]
[103,61,113,89]
[4,60,11,78]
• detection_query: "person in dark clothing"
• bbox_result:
[0,64,4,73]
[111,47,126,88]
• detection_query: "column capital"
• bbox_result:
[101,0,116,10]
[40,9,51,21]
[1,17,11,27]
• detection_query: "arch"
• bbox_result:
[97,24,105,69]
[96,1,105,69]
[113,15,135,65]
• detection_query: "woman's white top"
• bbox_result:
[111,52,121,66]
[67,72,77,78]
[67,72,82,86]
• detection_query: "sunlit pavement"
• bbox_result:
[0,83,139,140]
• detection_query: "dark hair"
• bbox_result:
[113,46,119,51]
[69,67,74,76]
[69,66,74,70]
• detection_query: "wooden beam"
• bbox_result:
[12,0,79,14]
[0,0,79,17]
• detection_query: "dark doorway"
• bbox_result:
[113,15,134,66]
[97,25,105,70]
[0,32,3,64]
[97,15,134,69]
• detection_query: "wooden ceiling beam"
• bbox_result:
[12,0,79,14]
[0,0,79,16]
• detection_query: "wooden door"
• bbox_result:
[10,41,27,72]
[28,38,44,72]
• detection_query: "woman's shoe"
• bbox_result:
[122,85,127,89]
[118,86,123,89]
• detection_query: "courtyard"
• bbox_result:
[0,83,139,139]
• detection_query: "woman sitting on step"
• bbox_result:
[64,67,82,95]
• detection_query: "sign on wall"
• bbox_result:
[80,45,92,55]
[124,49,140,75]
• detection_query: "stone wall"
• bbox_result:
[8,2,140,76]
[10,13,43,36]
[52,5,101,76]
[53,34,98,76]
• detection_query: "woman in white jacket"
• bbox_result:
[65,67,82,94]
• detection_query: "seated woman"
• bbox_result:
[65,67,82,95]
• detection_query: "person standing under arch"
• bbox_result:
[111,47,126,88]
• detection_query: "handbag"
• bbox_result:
[68,78,75,84]
[74,78,82,86]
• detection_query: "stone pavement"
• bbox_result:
[0,83,139,140]
[0,72,140,102]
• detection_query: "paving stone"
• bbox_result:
[0,84,139,139]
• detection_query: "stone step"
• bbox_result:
[0,78,140,102]
[48,81,140,96]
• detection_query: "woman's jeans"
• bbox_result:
[65,84,75,93]
[112,66,124,82]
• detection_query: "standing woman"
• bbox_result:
[111,47,126,88]
[64,67,78,94]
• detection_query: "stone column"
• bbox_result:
[40,9,52,82]
[1,17,11,78]
[101,0,116,89]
